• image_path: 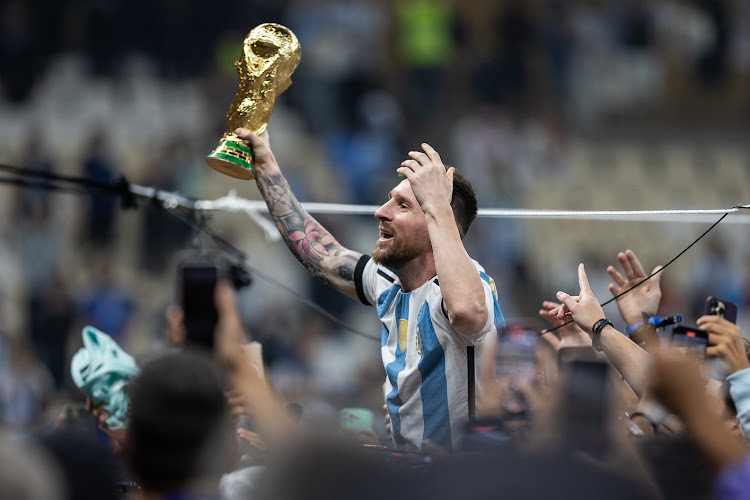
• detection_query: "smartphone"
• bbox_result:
[705,296,738,324]
[670,325,708,358]
[179,258,223,349]
[561,359,610,456]
[495,325,538,416]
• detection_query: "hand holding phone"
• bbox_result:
[698,315,749,376]
[178,253,230,349]
[705,296,738,324]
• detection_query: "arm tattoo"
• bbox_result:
[257,173,342,278]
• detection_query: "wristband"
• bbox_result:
[625,322,643,336]
[591,318,613,352]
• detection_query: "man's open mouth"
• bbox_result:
[379,227,394,242]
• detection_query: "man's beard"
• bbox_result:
[372,232,425,270]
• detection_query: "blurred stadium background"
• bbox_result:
[1,0,749,433]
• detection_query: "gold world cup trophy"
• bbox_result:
[206,23,301,180]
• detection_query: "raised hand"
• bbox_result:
[699,315,750,375]
[556,264,606,336]
[539,300,592,350]
[607,250,662,327]
[397,143,453,215]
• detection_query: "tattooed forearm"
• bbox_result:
[257,173,339,266]
[256,170,362,298]
[336,253,359,281]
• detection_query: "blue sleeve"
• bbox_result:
[714,454,750,500]
[727,368,750,440]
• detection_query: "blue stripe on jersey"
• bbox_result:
[416,302,452,452]
[479,271,505,329]
[384,290,411,448]
[377,284,401,346]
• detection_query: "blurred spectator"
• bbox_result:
[0,334,54,437]
[394,0,459,125]
[0,0,37,103]
[138,140,193,273]
[126,350,231,498]
[0,434,63,500]
[28,270,73,390]
[324,89,403,204]
[80,131,118,248]
[693,0,730,88]
[77,251,135,343]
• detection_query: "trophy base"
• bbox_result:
[205,139,255,180]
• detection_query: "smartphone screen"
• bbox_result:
[670,325,708,358]
[705,296,738,324]
[181,265,218,349]
[496,325,537,416]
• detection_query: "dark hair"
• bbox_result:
[127,350,229,494]
[449,168,478,239]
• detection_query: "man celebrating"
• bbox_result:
[236,128,503,451]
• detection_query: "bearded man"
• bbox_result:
[236,128,503,451]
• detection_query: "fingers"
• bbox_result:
[407,150,431,166]
[215,281,239,323]
[618,251,635,278]
[607,266,626,288]
[651,266,663,284]
[541,300,562,311]
[421,143,442,164]
[577,263,592,294]
[625,249,647,277]
[542,331,561,350]
[697,315,738,336]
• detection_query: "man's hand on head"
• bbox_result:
[397,143,454,216]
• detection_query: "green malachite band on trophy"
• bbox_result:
[221,139,254,156]
[206,152,255,173]
[205,139,256,179]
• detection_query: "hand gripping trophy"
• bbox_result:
[206,23,301,180]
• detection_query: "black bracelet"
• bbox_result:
[591,318,613,352]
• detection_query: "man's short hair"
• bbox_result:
[127,350,229,494]
[449,168,478,239]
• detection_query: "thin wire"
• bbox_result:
[166,208,380,341]
[542,211,731,336]
[0,162,742,342]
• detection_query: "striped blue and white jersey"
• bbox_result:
[354,255,504,452]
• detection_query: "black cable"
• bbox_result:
[0,163,120,194]
[0,174,92,195]
[542,210,732,336]
[165,208,380,341]
[0,162,744,342]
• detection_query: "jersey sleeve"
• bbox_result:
[354,255,398,306]
[429,261,502,347]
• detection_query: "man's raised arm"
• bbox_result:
[236,128,363,300]
[399,143,489,335]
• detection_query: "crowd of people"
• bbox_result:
[2,0,750,498]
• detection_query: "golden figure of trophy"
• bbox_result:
[206,23,301,180]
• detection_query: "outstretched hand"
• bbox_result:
[554,263,606,336]
[607,250,662,327]
[397,143,454,215]
[539,300,592,350]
